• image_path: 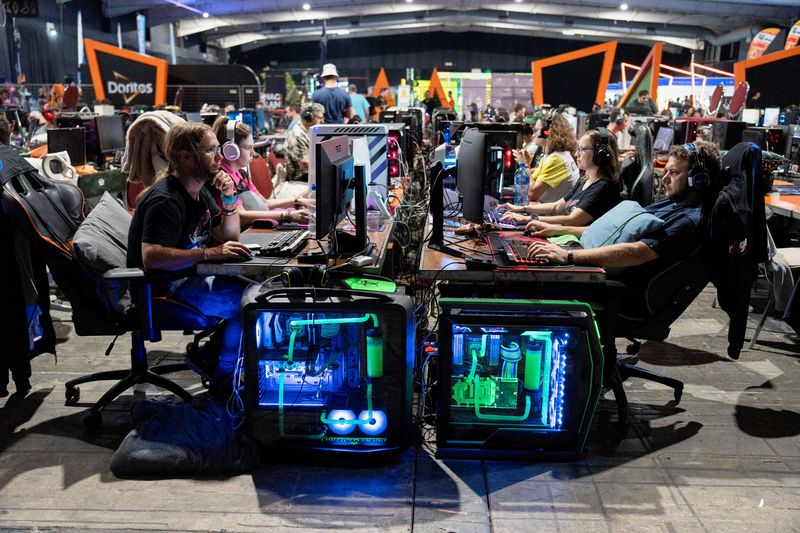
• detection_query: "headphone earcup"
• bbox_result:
[280,267,305,288]
[591,146,611,167]
[688,169,710,191]
[222,141,240,161]
[308,264,329,288]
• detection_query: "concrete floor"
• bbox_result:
[1,286,799,532]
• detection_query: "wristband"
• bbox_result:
[566,249,574,265]
[221,194,238,205]
[223,208,237,216]
[201,247,209,262]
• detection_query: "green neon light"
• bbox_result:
[473,374,531,421]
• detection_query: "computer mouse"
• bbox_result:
[523,228,535,237]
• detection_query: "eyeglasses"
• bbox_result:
[205,146,222,156]
[576,146,594,154]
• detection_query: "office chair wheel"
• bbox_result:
[65,386,80,405]
[83,411,102,429]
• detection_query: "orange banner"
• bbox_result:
[747,28,780,59]
[785,20,800,50]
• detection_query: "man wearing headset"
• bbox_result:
[127,122,251,399]
[285,103,325,182]
[524,140,721,274]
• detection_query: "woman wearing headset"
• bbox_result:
[501,113,579,207]
[211,117,312,228]
[501,129,621,228]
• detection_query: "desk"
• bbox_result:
[417,225,606,285]
[196,220,394,280]
[766,179,800,220]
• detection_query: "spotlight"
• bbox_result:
[46,22,57,37]
[406,0,414,3]
[302,2,311,9]
[202,12,209,18]
[620,3,629,10]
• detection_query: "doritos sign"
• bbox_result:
[84,38,167,107]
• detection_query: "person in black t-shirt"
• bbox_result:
[501,128,621,227]
[128,122,251,397]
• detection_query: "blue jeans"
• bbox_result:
[168,275,249,377]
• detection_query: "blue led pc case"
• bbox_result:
[241,284,414,456]
[436,299,604,459]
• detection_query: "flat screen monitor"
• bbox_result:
[741,108,760,125]
[742,129,767,150]
[95,115,126,153]
[228,110,258,134]
[314,136,355,240]
[456,128,487,224]
[311,124,389,193]
[47,128,87,166]
[653,126,674,152]
[763,108,781,128]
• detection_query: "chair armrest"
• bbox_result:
[104,267,145,280]
[250,217,280,229]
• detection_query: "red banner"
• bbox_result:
[785,20,800,50]
[747,28,781,59]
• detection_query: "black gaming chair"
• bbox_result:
[0,147,216,427]
[619,122,655,206]
[604,142,765,418]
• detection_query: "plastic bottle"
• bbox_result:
[513,163,530,206]
[307,184,317,239]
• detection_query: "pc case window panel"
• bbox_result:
[448,324,578,435]
[250,309,399,447]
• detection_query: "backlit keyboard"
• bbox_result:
[501,238,549,266]
[241,230,309,257]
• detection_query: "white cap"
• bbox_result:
[320,63,339,79]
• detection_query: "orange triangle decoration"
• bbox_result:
[428,67,449,108]
[618,42,663,109]
[370,67,395,107]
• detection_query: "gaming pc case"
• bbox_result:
[435,298,604,459]
[241,283,415,456]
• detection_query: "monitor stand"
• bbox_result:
[366,185,391,218]
[427,162,466,259]
[331,164,368,257]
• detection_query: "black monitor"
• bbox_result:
[47,128,87,166]
[653,126,675,152]
[456,128,487,224]
[95,115,126,154]
[742,128,767,150]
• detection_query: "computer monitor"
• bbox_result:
[311,124,389,195]
[741,108,760,125]
[47,128,87,166]
[228,110,258,134]
[314,135,355,241]
[742,128,767,150]
[763,108,781,127]
[653,126,674,152]
[456,128,487,224]
[95,115,126,154]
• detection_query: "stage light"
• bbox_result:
[302,3,311,10]
[202,12,209,18]
[620,3,629,10]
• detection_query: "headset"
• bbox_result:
[538,109,557,139]
[41,104,56,123]
[300,105,315,123]
[280,264,329,288]
[683,143,710,191]
[592,127,614,167]
[612,108,626,125]
[222,118,241,161]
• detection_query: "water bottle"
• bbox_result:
[513,163,530,205]
[307,184,317,239]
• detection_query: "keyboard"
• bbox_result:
[500,237,549,266]
[241,230,310,257]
